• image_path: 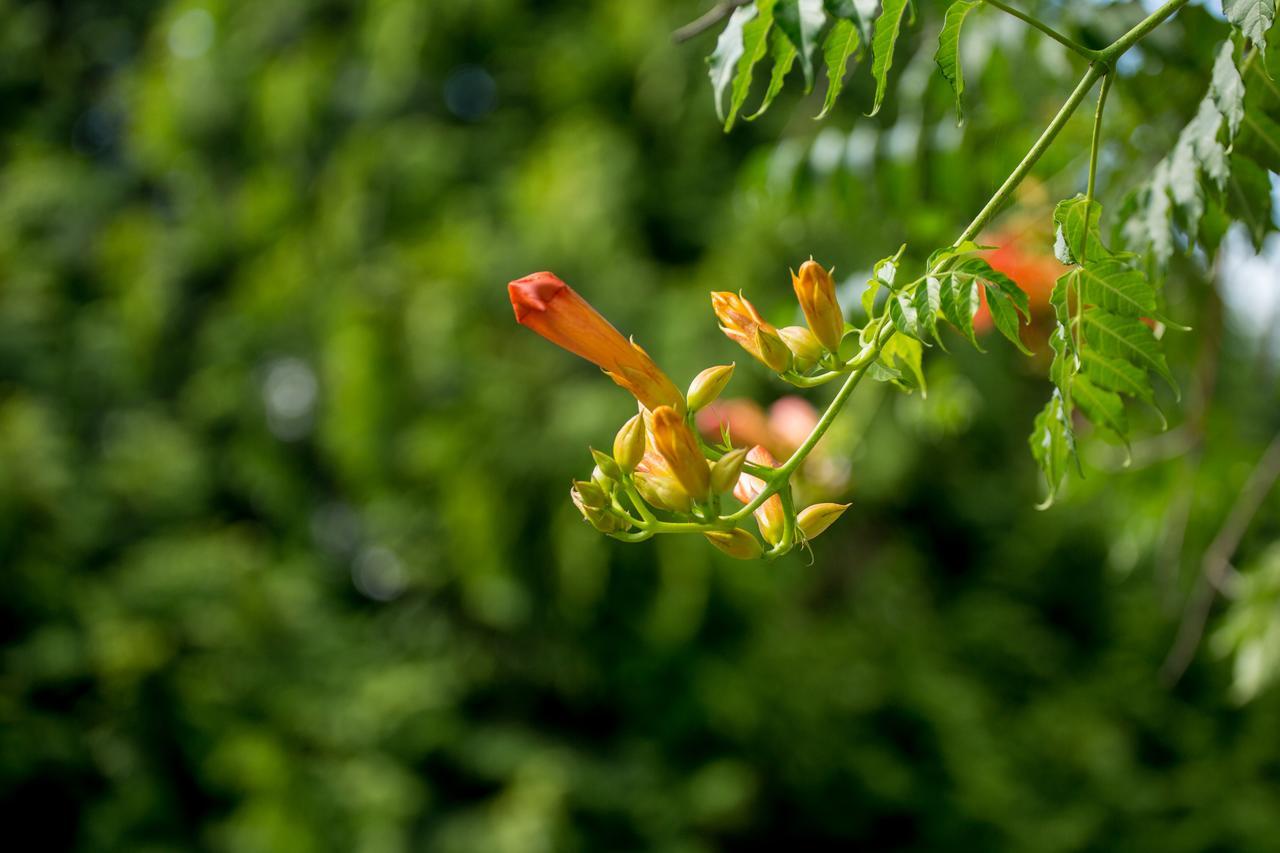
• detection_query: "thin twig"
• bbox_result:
[1161,432,1280,685]
[672,0,752,43]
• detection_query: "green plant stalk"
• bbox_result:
[956,63,1106,246]
[1086,71,1113,204]
[982,0,1102,62]
[1100,0,1190,63]
[627,0,1193,545]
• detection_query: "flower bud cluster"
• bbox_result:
[509,268,855,559]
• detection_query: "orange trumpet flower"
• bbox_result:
[509,272,684,412]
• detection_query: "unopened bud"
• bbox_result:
[633,452,692,514]
[591,465,615,493]
[796,502,850,541]
[705,528,764,560]
[591,448,622,481]
[733,445,787,545]
[686,364,735,412]
[792,260,845,352]
[651,405,711,500]
[754,326,793,373]
[779,325,824,369]
[613,415,646,472]
[710,447,748,494]
[572,479,608,509]
[571,483,628,533]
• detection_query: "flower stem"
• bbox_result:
[982,0,1102,62]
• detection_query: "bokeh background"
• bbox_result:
[3,0,1280,849]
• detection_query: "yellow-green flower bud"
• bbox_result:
[704,528,763,560]
[591,465,615,494]
[686,364,735,412]
[796,502,851,541]
[650,405,711,500]
[572,479,608,509]
[613,414,646,472]
[779,325,824,369]
[591,448,622,481]
[754,326,793,373]
[571,483,628,533]
[792,259,845,352]
[710,447,748,494]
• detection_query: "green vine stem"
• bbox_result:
[982,0,1102,62]
[621,0,1193,547]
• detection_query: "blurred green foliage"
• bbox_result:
[1,0,1279,850]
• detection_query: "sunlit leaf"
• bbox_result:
[1223,0,1276,51]
[816,17,862,118]
[1030,391,1076,508]
[776,0,828,92]
[725,0,777,130]
[936,0,981,122]
[1080,308,1178,395]
[708,5,757,123]
[868,0,910,116]
[748,26,800,120]
[1071,373,1129,447]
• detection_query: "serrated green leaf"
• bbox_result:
[940,274,982,349]
[1237,107,1280,172]
[1211,41,1245,138]
[984,284,1033,354]
[708,5,757,123]
[868,0,910,116]
[816,17,862,118]
[889,289,922,340]
[914,275,944,347]
[1052,194,1105,265]
[776,0,827,92]
[1225,150,1275,250]
[748,26,800,120]
[825,0,875,37]
[1072,258,1160,320]
[1030,391,1076,508]
[926,240,994,271]
[1223,0,1276,51]
[1081,308,1178,395]
[725,0,777,131]
[1048,326,1074,403]
[880,333,927,394]
[936,0,981,123]
[956,256,1030,318]
[1071,373,1129,446]
[1080,349,1164,425]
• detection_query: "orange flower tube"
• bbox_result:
[509,272,683,412]
[733,445,787,545]
[710,291,792,373]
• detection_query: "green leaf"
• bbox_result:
[1052,194,1105,265]
[1071,258,1160,320]
[1080,349,1164,426]
[935,0,981,122]
[816,17,862,118]
[940,274,982,349]
[825,0,873,38]
[1080,308,1178,396]
[748,26,800,120]
[708,5,757,123]
[956,256,1030,318]
[725,0,777,130]
[1237,107,1280,172]
[776,0,828,92]
[926,239,994,271]
[984,283,1033,354]
[1223,0,1276,51]
[1225,150,1275,250]
[1071,374,1129,447]
[889,289,922,340]
[913,275,944,346]
[879,334,927,394]
[1030,391,1076,508]
[868,0,910,116]
[1048,326,1074,403]
[1211,41,1245,139]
